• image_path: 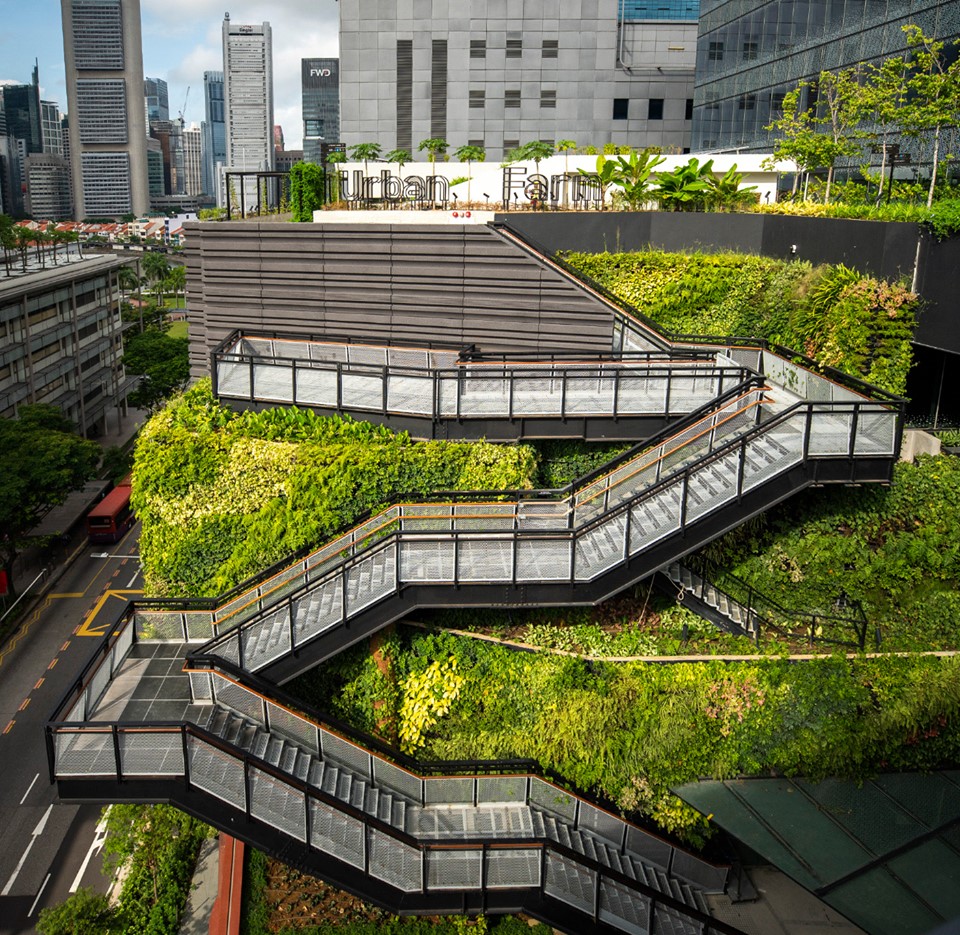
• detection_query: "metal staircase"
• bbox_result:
[48,233,906,934]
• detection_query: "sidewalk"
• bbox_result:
[179,835,222,935]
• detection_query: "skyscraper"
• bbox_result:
[2,63,43,158]
[61,0,150,218]
[201,70,226,201]
[182,123,203,196]
[301,58,339,165]
[221,14,274,207]
[144,76,169,123]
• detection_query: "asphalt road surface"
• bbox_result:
[0,523,142,934]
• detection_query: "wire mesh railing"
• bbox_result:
[213,333,754,423]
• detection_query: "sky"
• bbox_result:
[0,0,340,149]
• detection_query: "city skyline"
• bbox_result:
[1,0,339,151]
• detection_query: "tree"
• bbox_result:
[556,140,578,206]
[289,161,327,220]
[814,68,865,203]
[900,26,960,207]
[348,142,382,176]
[518,140,555,171]
[0,405,101,594]
[385,148,412,173]
[36,887,120,935]
[856,55,911,205]
[326,149,347,201]
[766,85,838,199]
[418,137,449,166]
[142,251,170,306]
[123,330,189,412]
[0,214,16,275]
[454,144,485,203]
[653,157,717,211]
[166,264,186,308]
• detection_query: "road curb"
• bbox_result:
[209,835,243,935]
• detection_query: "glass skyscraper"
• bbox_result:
[301,58,339,165]
[692,0,960,153]
[202,70,226,200]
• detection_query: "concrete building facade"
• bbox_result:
[0,254,133,437]
[221,15,274,207]
[61,0,150,218]
[338,0,697,163]
[182,124,203,197]
[24,154,73,219]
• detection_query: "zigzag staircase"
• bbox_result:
[48,226,905,935]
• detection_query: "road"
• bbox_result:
[0,524,142,934]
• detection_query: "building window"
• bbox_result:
[505,89,521,108]
[739,94,756,110]
[470,39,486,59]
[506,39,522,58]
[503,139,520,154]
[771,91,786,113]
[613,98,629,120]
[540,90,556,109]
[468,139,484,147]
[685,98,694,120]
[742,40,759,60]
[708,41,724,61]
[542,39,558,58]
[469,90,485,109]
[648,98,664,120]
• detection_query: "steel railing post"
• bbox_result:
[291,359,298,405]
[849,403,860,459]
[112,725,122,781]
[182,727,191,787]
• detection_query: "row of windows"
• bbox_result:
[470,39,559,58]
[614,98,695,120]
[71,0,125,70]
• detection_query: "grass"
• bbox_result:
[167,319,188,339]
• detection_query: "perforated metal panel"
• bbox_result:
[216,360,250,398]
[212,675,265,726]
[120,730,185,776]
[457,538,513,582]
[253,364,294,402]
[478,775,528,804]
[455,502,517,532]
[373,757,422,802]
[55,730,116,776]
[424,776,475,805]
[545,850,597,914]
[387,374,433,415]
[368,829,423,891]
[855,409,896,455]
[808,411,853,456]
[292,578,343,644]
[530,778,578,822]
[294,367,338,407]
[486,847,542,888]
[345,547,397,615]
[575,514,627,580]
[321,729,372,780]
[652,902,702,935]
[250,766,307,842]
[427,848,483,889]
[184,611,216,641]
[578,801,626,846]
[189,671,212,702]
[310,797,366,868]
[599,877,650,935]
[241,604,292,670]
[400,539,455,582]
[187,735,246,809]
[135,610,185,641]
[87,658,112,714]
[267,701,319,755]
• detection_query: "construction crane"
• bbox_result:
[178,87,190,129]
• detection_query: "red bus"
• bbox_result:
[86,475,135,543]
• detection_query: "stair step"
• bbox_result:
[265,737,283,766]
[392,799,406,829]
[293,751,311,781]
[280,744,297,774]
[377,792,393,823]
[252,731,269,760]
[364,786,380,816]
[321,764,339,795]
[308,760,324,788]
[351,779,367,811]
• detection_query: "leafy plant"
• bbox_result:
[653,158,716,212]
[289,162,327,221]
[580,151,665,209]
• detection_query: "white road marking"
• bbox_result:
[18,773,39,805]
[124,569,139,588]
[27,873,51,917]
[2,804,52,895]
[69,806,111,893]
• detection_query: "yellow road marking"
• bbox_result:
[18,698,30,712]
[47,658,58,670]
[3,720,14,734]
[48,593,84,599]
[77,589,143,637]
[61,641,70,652]
[34,678,44,690]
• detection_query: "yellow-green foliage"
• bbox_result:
[565,250,917,395]
[398,656,465,753]
[133,382,537,596]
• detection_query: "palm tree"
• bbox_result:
[556,140,577,207]
[417,138,449,168]
[167,264,187,308]
[143,251,170,305]
[454,144,485,203]
[348,142,382,177]
[385,149,412,175]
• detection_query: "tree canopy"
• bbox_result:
[0,405,101,591]
[123,330,190,413]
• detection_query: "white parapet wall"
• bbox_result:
[315,153,788,212]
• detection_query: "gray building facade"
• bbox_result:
[692,0,960,154]
[338,0,697,163]
[302,58,340,164]
[0,254,132,437]
[61,0,150,218]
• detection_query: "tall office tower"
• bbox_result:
[692,0,960,154]
[201,70,226,200]
[41,101,64,156]
[2,63,44,157]
[182,123,203,196]
[273,125,284,151]
[61,0,150,218]
[149,118,185,194]
[25,154,73,219]
[302,58,339,165]
[222,14,274,207]
[144,76,169,122]
[338,0,697,162]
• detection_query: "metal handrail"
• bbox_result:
[489,219,907,406]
